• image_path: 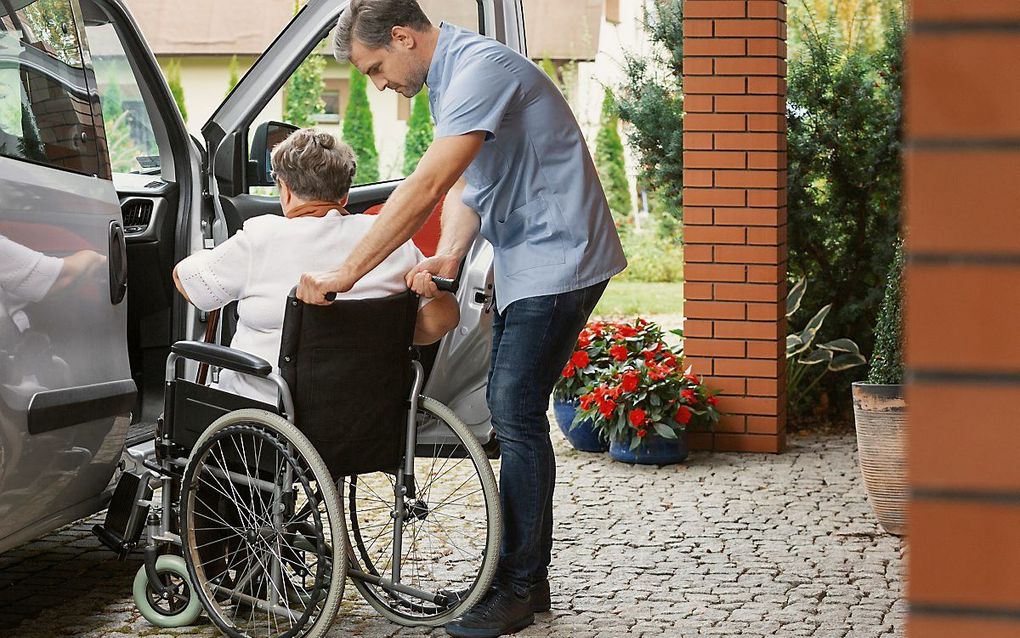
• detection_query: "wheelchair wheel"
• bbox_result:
[344,396,501,626]
[179,409,346,638]
[133,554,203,627]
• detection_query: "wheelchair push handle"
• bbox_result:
[321,260,464,302]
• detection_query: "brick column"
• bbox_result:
[906,2,1020,636]
[682,0,788,453]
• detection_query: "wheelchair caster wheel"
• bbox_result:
[133,554,202,627]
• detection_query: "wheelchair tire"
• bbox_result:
[133,554,203,628]
[179,409,347,638]
[345,396,501,626]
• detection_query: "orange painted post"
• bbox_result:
[682,0,788,452]
[906,2,1020,635]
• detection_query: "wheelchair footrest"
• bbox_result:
[94,470,153,559]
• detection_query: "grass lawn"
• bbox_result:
[593,280,684,317]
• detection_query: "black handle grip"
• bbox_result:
[431,275,458,293]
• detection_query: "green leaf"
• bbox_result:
[786,278,807,318]
[798,349,833,366]
[653,423,678,439]
[629,436,642,451]
[802,303,831,335]
[818,338,860,354]
[829,353,868,371]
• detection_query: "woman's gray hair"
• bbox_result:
[334,0,432,62]
[271,128,357,202]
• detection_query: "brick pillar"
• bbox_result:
[682,0,788,453]
[906,3,1020,636]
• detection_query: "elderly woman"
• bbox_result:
[173,128,459,402]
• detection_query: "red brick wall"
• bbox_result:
[682,0,788,453]
[906,2,1020,636]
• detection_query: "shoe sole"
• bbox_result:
[445,613,536,638]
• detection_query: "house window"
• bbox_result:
[605,0,621,24]
[313,78,347,124]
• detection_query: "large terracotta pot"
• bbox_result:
[851,382,908,535]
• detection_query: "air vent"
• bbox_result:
[122,199,153,233]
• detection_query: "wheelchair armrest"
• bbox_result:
[171,341,273,377]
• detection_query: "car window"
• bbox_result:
[84,22,161,175]
[0,0,107,177]
[249,0,482,194]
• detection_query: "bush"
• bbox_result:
[786,5,903,365]
[226,55,241,96]
[595,88,632,219]
[283,55,325,128]
[403,89,432,175]
[867,239,904,384]
[615,0,683,228]
[343,71,379,183]
[617,231,684,283]
[165,59,187,123]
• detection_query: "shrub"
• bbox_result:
[615,0,684,228]
[595,88,632,219]
[226,54,241,95]
[283,55,326,128]
[786,5,903,363]
[617,231,684,282]
[867,239,904,384]
[403,89,432,175]
[165,59,187,123]
[343,71,379,183]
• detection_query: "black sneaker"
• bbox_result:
[441,579,550,613]
[444,585,535,638]
[530,578,551,613]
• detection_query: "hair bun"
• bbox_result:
[315,132,335,149]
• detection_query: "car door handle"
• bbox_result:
[108,221,128,305]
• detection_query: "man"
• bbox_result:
[296,1,626,635]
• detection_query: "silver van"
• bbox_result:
[0,0,519,555]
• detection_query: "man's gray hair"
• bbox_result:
[334,0,432,62]
[271,129,357,202]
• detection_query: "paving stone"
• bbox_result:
[0,426,904,637]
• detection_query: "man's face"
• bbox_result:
[349,30,428,98]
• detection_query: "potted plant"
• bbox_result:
[570,319,720,464]
[554,319,662,451]
[852,240,907,535]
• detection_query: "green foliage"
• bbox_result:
[226,55,241,96]
[615,0,684,228]
[403,89,432,175]
[164,59,187,123]
[595,88,632,219]
[617,231,683,283]
[867,239,904,384]
[540,56,559,85]
[343,71,379,183]
[786,279,867,411]
[786,4,903,366]
[283,54,325,128]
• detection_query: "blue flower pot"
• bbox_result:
[609,434,689,465]
[552,398,608,452]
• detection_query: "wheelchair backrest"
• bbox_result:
[278,290,418,477]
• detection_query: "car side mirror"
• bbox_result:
[248,121,299,187]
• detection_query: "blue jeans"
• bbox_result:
[487,280,608,594]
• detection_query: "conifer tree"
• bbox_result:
[402,89,432,175]
[343,71,379,182]
[595,87,631,218]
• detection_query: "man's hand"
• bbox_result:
[297,267,357,305]
[406,254,461,297]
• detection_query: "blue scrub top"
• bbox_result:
[426,22,627,312]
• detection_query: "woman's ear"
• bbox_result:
[278,179,291,207]
[339,193,349,207]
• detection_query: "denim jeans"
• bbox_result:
[487,280,609,594]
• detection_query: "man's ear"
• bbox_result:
[391,25,415,50]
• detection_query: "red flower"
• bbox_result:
[637,429,647,438]
[684,373,700,384]
[609,344,629,362]
[577,332,591,348]
[571,351,590,368]
[648,364,667,381]
[674,405,692,425]
[607,385,623,400]
[621,370,640,392]
[617,324,638,338]
[561,362,575,378]
[681,389,697,403]
[580,393,595,410]
[708,396,719,407]
[598,399,617,418]
[628,409,647,427]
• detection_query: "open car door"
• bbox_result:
[198,0,527,445]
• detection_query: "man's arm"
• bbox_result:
[404,177,481,297]
[297,132,485,304]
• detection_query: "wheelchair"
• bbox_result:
[94,285,501,638]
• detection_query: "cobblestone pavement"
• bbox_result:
[0,426,905,638]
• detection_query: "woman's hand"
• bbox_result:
[297,267,356,305]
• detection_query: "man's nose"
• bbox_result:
[371,76,387,92]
